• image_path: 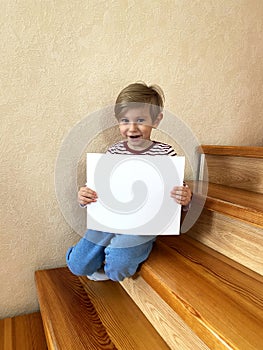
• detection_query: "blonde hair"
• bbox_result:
[115,82,165,121]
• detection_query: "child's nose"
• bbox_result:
[129,122,138,131]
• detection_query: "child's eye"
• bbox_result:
[120,119,129,124]
[137,119,145,124]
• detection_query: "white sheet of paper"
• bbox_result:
[86,153,185,235]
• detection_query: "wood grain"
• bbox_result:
[204,154,263,193]
[35,268,117,350]
[187,208,263,276]
[140,235,263,350]
[0,312,47,350]
[79,276,169,349]
[192,181,263,228]
[200,145,263,158]
[35,267,169,350]
[120,276,209,350]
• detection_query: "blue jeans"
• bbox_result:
[66,229,156,281]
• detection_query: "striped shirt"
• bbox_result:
[107,140,177,156]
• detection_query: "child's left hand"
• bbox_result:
[170,183,192,206]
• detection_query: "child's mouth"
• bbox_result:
[129,135,141,139]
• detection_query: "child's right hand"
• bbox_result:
[78,186,98,206]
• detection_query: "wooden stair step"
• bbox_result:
[0,312,47,350]
[120,276,210,350]
[140,235,263,350]
[187,208,263,276]
[200,145,263,158]
[196,181,263,228]
[199,145,263,194]
[35,267,169,350]
[186,181,263,274]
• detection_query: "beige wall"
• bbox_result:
[1,0,263,318]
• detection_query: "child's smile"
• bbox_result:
[118,105,162,151]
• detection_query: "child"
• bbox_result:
[66,82,192,281]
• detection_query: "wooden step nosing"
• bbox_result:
[205,196,263,228]
[199,145,263,158]
[189,181,263,228]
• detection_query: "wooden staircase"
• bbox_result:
[1,145,262,349]
[121,145,263,349]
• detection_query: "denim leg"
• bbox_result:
[104,235,156,281]
[66,229,114,276]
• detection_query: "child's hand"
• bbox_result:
[170,183,192,206]
[78,186,98,206]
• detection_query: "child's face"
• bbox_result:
[118,105,162,150]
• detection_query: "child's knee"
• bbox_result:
[104,243,154,281]
[66,247,96,276]
[66,236,107,276]
[66,247,84,275]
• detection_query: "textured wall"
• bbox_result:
[1,0,263,318]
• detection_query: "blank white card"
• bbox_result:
[86,153,185,236]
